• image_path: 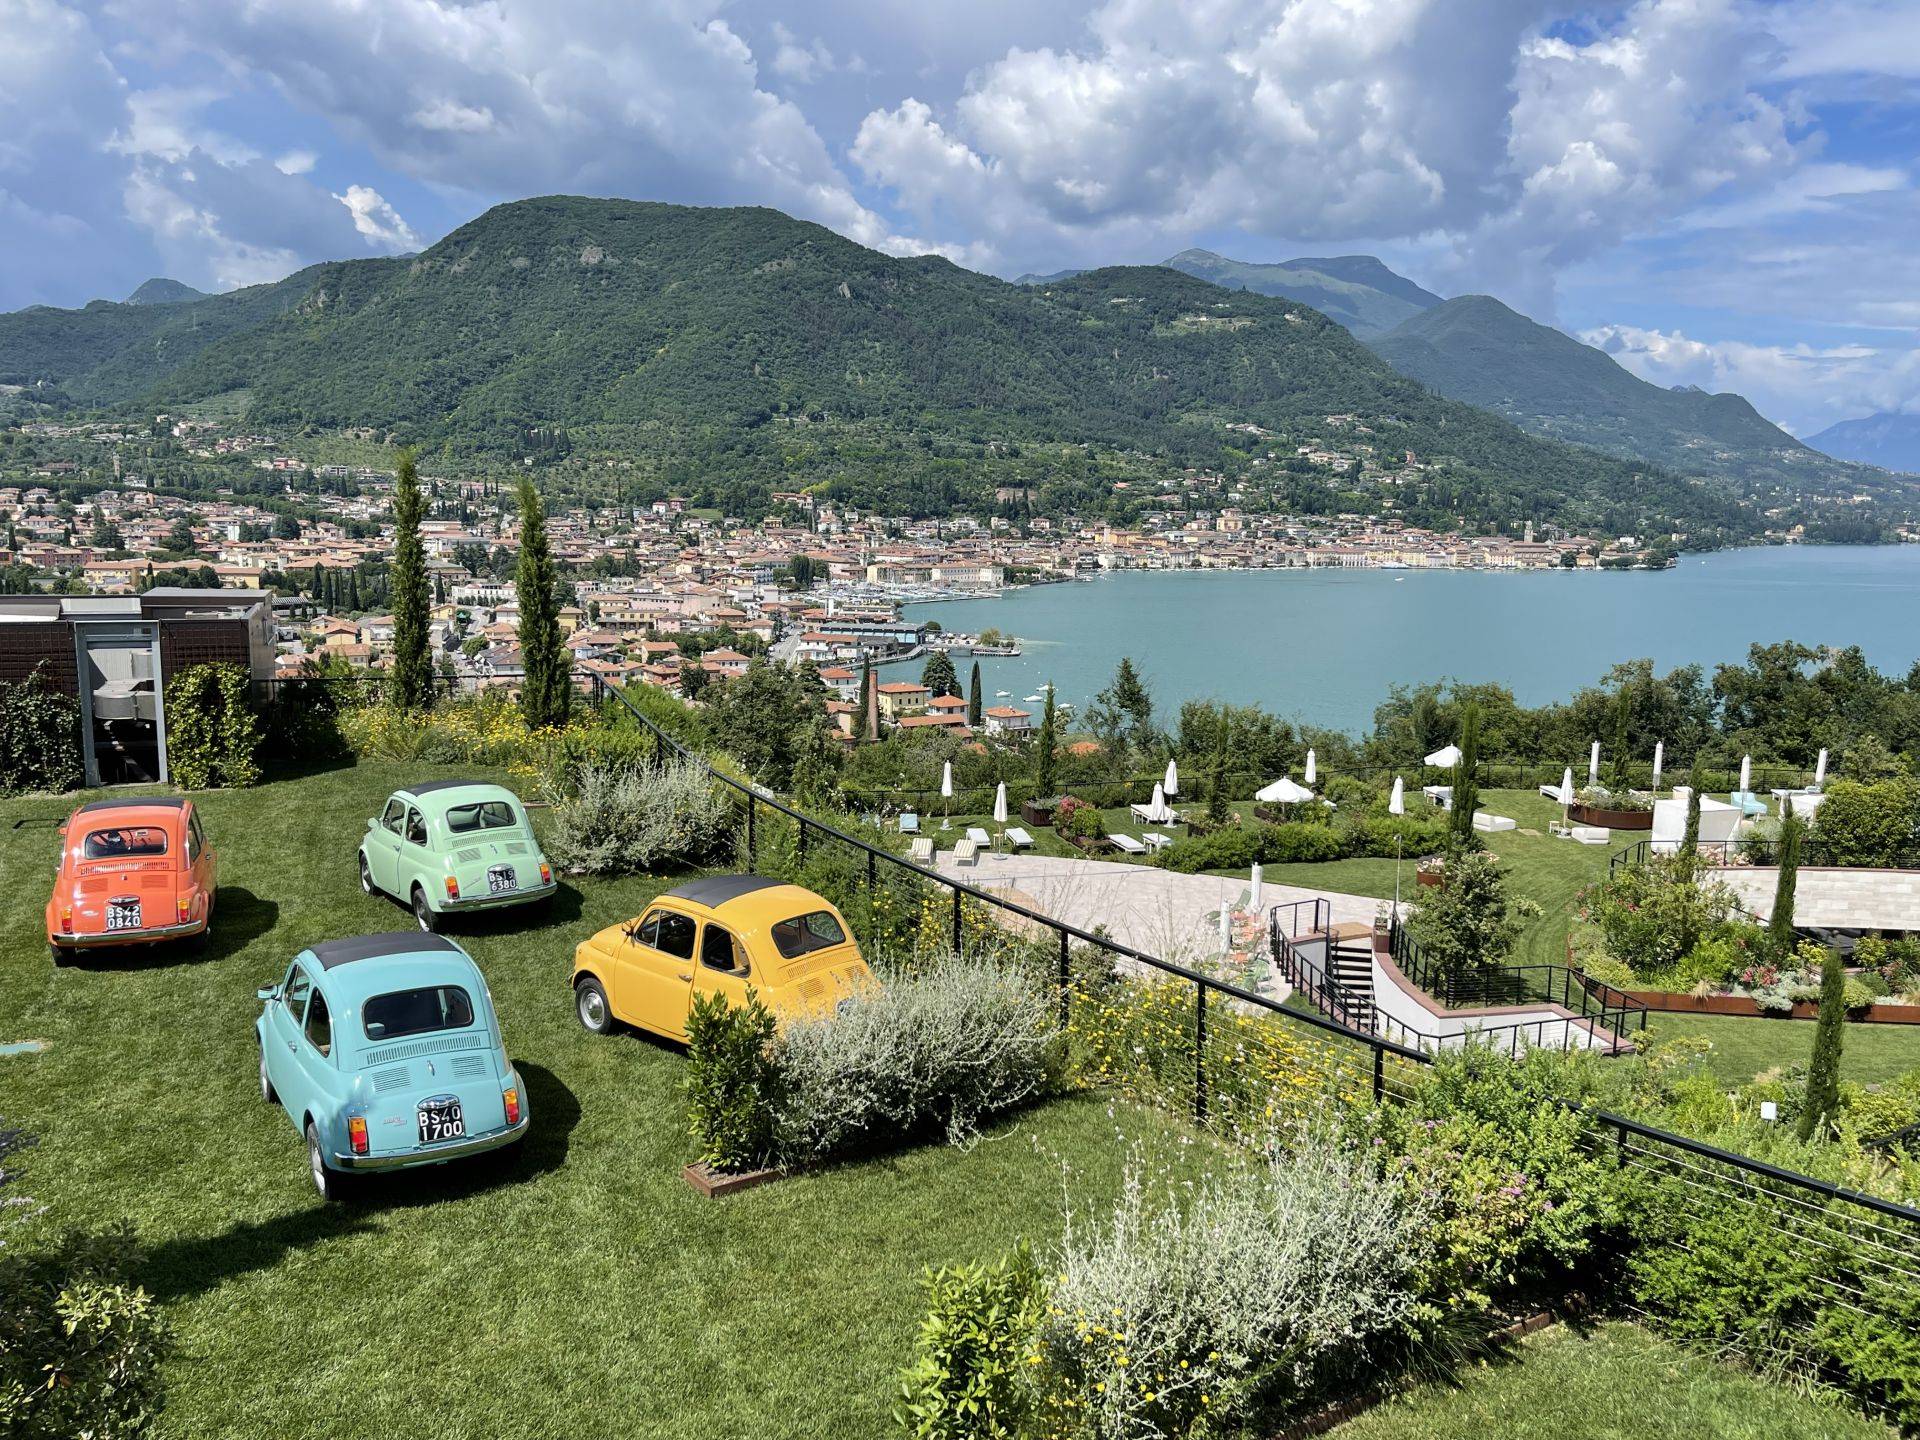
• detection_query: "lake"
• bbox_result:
[911,545,1920,734]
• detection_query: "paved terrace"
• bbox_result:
[1710,866,1920,931]
[930,849,1380,973]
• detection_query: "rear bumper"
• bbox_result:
[441,879,557,912]
[51,917,207,948]
[335,1111,530,1170]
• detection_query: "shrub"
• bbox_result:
[1264,821,1344,863]
[1816,1273,1920,1429]
[1055,796,1102,841]
[544,759,735,876]
[684,990,782,1173]
[772,956,1063,1166]
[1033,1141,1424,1437]
[1403,848,1540,983]
[1582,856,1742,981]
[1813,778,1920,867]
[894,1246,1043,1440]
[0,664,82,797]
[0,1225,169,1440]
[1155,823,1265,873]
[162,663,262,789]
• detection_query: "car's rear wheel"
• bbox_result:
[259,1048,277,1104]
[575,976,613,1035]
[306,1121,346,1201]
[411,885,438,933]
[359,853,376,896]
[49,942,67,966]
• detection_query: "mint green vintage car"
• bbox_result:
[358,781,556,932]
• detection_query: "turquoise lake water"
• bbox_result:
[912,545,1920,735]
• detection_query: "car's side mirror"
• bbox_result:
[256,984,280,1003]
[366,817,377,830]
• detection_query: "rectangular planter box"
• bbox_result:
[1021,799,1055,827]
[1568,800,1654,831]
[1617,989,1920,1025]
[682,1162,786,1198]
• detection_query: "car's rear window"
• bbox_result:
[363,985,475,1041]
[445,800,518,834]
[82,826,168,859]
[769,910,847,959]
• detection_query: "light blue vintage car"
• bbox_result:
[256,932,530,1199]
[358,780,556,932]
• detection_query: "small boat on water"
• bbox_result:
[1022,694,1043,703]
[994,690,1011,697]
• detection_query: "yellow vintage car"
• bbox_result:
[571,875,870,1041]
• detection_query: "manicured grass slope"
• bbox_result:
[1333,1322,1895,1440]
[0,763,1148,1440]
[1646,1011,1919,1086]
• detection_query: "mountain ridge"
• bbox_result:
[1158,248,1441,336]
[1805,412,1920,475]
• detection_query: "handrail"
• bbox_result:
[1387,926,1648,1043]
[592,677,1920,1227]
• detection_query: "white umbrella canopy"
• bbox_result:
[1814,748,1829,787]
[1739,754,1752,795]
[1249,862,1264,915]
[1164,759,1179,796]
[1589,741,1601,786]
[1149,781,1169,822]
[1559,766,1576,806]
[992,782,1009,824]
[1652,741,1665,790]
[940,761,954,799]
[1388,776,1405,816]
[1303,749,1317,785]
[1219,901,1233,954]
[1424,744,1461,768]
[1256,776,1315,804]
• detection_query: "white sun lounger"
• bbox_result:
[1004,827,1034,850]
[1108,833,1147,855]
[1472,812,1518,833]
[1142,832,1172,851]
[909,837,935,864]
[965,826,993,850]
[954,838,980,865]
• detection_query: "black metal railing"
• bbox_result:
[1388,921,1648,1045]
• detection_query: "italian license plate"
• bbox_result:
[417,1099,465,1145]
[106,899,142,931]
[487,863,516,895]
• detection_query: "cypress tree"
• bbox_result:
[1206,721,1231,825]
[389,448,432,709]
[1449,704,1481,851]
[1797,946,1848,1141]
[1682,784,1702,856]
[1035,683,1058,801]
[1769,801,1804,959]
[515,478,570,727]
[967,661,983,727]
[1609,684,1633,791]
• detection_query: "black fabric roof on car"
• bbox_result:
[663,875,787,910]
[401,779,491,797]
[306,932,462,969]
[75,796,186,814]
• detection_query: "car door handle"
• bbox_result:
[677,973,692,982]
[287,1041,296,1052]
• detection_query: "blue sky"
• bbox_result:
[3,0,1916,435]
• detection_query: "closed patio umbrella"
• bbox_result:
[1652,740,1664,791]
[1738,754,1752,798]
[1249,862,1263,917]
[941,760,954,830]
[1559,766,1575,807]
[1814,749,1828,788]
[1149,781,1168,823]
[1388,776,1405,912]
[993,781,1008,825]
[1303,749,1317,785]
[1164,758,1179,797]
[1219,899,1233,955]
[1589,741,1601,787]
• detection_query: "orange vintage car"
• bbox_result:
[571,875,870,1042]
[46,797,218,963]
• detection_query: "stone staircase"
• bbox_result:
[1324,922,1377,1033]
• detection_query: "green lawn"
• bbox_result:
[1646,1011,1920,1086]
[1333,1322,1896,1440]
[0,761,1156,1440]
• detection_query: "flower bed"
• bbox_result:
[1568,799,1654,830]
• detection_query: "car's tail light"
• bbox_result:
[347,1116,369,1156]
[444,875,459,900]
[539,862,552,886]
[177,894,191,922]
[60,905,73,933]
[503,1086,521,1127]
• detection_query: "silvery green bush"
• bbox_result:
[545,759,735,875]
[1035,1141,1425,1438]
[772,955,1064,1166]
